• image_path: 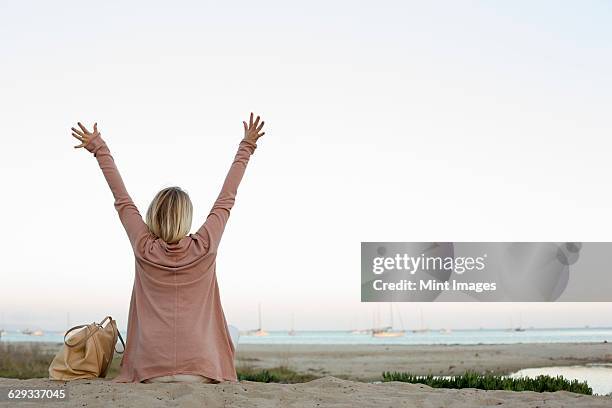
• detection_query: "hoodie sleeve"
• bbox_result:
[84,133,150,252]
[195,139,257,252]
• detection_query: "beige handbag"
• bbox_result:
[49,316,125,380]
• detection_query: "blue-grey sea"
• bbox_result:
[1,327,611,345]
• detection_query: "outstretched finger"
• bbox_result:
[256,120,265,131]
[93,122,98,134]
[258,131,265,137]
[71,132,84,142]
[77,122,90,134]
[253,115,260,129]
[243,121,248,132]
[249,112,253,128]
[71,127,85,137]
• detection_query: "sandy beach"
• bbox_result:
[1,341,611,407]
[1,375,611,408]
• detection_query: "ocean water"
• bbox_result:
[511,364,612,396]
[1,327,611,345]
[237,327,612,345]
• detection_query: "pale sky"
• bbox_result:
[1,1,611,331]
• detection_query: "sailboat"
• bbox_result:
[514,313,526,332]
[372,304,405,337]
[288,313,296,336]
[506,316,515,332]
[245,303,269,336]
[349,316,369,334]
[21,328,44,336]
[412,308,429,334]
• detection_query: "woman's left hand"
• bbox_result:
[71,122,100,149]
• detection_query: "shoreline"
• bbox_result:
[235,341,612,380]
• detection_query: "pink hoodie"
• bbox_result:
[84,132,257,383]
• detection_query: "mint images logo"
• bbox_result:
[361,242,612,302]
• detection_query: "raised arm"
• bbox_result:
[196,113,265,252]
[71,122,150,252]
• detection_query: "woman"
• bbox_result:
[70,113,265,383]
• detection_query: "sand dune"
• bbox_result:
[0,376,610,408]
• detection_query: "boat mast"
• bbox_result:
[258,303,262,331]
[420,308,424,331]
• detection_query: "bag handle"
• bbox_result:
[109,318,126,354]
[64,316,125,353]
[64,324,97,348]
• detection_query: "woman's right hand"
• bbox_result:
[71,122,100,149]
[243,112,265,144]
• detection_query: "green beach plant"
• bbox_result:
[381,370,593,395]
[237,366,318,383]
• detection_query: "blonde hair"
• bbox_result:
[145,186,193,244]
